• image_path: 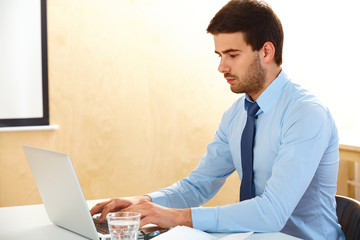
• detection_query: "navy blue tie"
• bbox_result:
[240,100,260,201]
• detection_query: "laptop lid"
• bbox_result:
[24,145,101,240]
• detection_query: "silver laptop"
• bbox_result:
[24,145,112,240]
[24,146,166,240]
[24,146,134,240]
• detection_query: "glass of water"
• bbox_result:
[107,212,141,240]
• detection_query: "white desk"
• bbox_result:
[0,202,301,240]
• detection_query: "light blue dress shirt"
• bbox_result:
[148,71,345,240]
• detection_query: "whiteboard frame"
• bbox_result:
[0,0,49,127]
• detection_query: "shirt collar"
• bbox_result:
[245,70,290,115]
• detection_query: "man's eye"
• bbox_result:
[229,54,238,58]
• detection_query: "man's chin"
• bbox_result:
[230,86,243,94]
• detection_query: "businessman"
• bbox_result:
[91,0,345,239]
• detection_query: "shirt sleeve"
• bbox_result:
[192,103,336,232]
[148,107,236,209]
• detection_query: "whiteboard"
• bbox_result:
[0,0,48,127]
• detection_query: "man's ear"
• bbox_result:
[261,42,276,64]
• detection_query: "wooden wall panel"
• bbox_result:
[337,145,360,200]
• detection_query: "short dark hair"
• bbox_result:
[207,0,284,65]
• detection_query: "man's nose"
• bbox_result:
[218,58,230,73]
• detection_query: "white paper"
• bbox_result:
[152,226,253,240]
[152,226,216,240]
[219,232,253,240]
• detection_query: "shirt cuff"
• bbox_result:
[146,191,168,207]
[191,206,219,232]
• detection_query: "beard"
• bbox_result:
[226,53,266,96]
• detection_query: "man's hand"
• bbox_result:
[90,195,193,228]
[122,200,193,228]
[90,196,151,222]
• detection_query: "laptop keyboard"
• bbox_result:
[93,217,110,235]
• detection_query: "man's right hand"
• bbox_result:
[90,195,152,223]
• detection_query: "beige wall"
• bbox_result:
[0,0,242,207]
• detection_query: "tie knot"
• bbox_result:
[247,101,259,117]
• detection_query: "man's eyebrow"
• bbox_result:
[215,49,242,55]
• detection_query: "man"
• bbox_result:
[91,0,345,239]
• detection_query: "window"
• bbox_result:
[269,0,360,143]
